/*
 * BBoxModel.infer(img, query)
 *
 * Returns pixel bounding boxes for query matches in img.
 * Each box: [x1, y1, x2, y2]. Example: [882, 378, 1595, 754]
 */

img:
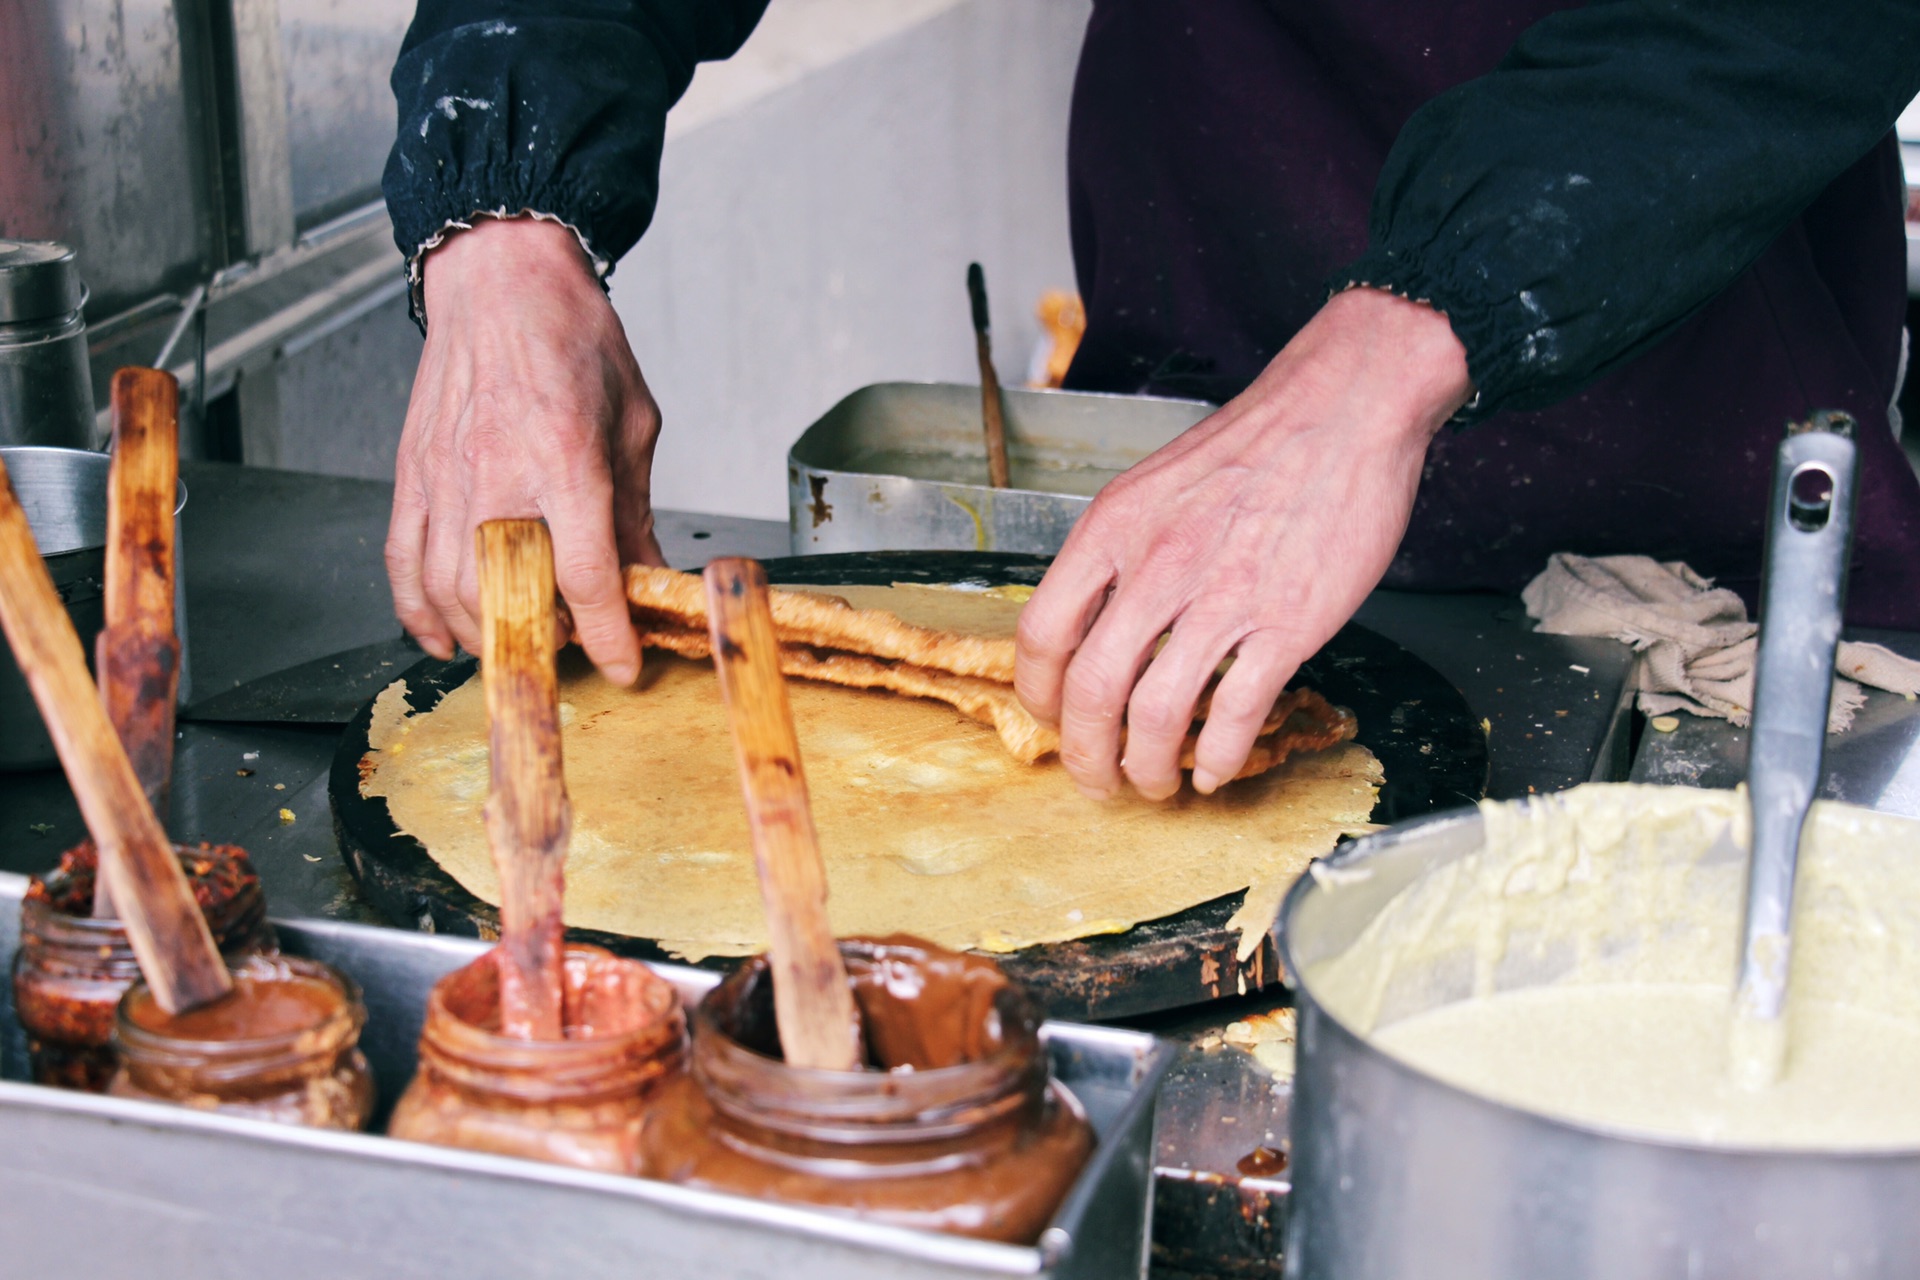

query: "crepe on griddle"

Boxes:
[622, 568, 1358, 781]
[362, 650, 1383, 961]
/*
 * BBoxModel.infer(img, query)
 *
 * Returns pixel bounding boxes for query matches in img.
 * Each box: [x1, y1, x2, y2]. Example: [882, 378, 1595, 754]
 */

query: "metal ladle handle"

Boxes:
[1731, 413, 1857, 1083]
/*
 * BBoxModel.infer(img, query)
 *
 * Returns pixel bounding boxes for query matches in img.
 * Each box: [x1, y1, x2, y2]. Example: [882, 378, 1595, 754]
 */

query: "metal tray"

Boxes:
[787, 383, 1209, 555]
[0, 872, 1172, 1280]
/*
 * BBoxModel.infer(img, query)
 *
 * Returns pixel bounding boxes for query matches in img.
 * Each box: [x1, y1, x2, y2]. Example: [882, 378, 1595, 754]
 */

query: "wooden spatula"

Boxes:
[478, 519, 570, 1040]
[0, 453, 229, 1014]
[94, 367, 183, 918]
[704, 557, 864, 1071]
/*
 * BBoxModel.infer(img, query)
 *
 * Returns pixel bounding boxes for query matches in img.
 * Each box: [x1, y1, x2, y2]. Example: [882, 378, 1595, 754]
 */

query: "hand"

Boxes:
[387, 217, 663, 684]
[1014, 288, 1472, 800]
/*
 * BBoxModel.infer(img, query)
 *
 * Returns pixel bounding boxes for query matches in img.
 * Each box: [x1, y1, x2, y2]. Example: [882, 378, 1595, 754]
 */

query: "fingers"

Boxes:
[1015, 530, 1120, 725]
[421, 466, 480, 656]
[1120, 621, 1242, 802]
[386, 468, 453, 660]
[1189, 632, 1300, 795]
[1052, 582, 1182, 800]
[542, 472, 641, 686]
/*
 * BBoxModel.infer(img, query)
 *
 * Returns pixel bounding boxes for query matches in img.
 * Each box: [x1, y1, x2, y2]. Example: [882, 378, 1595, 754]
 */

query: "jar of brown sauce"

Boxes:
[642, 936, 1094, 1243]
[388, 945, 685, 1173]
[109, 952, 373, 1130]
[13, 841, 272, 1090]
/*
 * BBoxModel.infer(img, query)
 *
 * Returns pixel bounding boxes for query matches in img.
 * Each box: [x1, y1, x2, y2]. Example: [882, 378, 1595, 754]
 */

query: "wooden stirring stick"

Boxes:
[968, 263, 1012, 489]
[478, 520, 570, 1040]
[94, 367, 183, 919]
[0, 454, 230, 1013]
[705, 558, 864, 1071]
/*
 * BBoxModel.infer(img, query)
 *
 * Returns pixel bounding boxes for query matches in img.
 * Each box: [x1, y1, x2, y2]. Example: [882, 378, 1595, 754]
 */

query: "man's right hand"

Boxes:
[387, 216, 663, 684]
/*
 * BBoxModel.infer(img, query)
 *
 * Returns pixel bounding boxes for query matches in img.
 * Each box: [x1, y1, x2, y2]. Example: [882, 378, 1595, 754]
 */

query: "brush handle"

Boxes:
[705, 557, 863, 1071]
[95, 367, 183, 916]
[478, 519, 571, 1041]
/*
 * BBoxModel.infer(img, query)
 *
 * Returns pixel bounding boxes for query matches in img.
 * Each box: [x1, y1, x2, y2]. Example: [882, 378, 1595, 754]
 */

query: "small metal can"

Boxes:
[0, 240, 94, 449]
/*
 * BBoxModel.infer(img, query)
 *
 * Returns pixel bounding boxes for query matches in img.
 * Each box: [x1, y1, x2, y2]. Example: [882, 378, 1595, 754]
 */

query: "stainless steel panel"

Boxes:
[787, 383, 1210, 555]
[231, 0, 296, 255]
[1278, 806, 1920, 1280]
[0, 872, 1170, 1279]
[0, 0, 216, 317]
[280, 0, 410, 229]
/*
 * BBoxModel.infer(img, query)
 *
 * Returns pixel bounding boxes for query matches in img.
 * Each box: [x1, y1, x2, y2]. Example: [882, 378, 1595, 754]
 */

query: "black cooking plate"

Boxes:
[330, 551, 1487, 1021]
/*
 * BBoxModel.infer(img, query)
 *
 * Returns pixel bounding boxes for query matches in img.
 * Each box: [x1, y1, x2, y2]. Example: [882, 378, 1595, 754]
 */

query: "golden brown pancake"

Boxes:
[363, 651, 1382, 961]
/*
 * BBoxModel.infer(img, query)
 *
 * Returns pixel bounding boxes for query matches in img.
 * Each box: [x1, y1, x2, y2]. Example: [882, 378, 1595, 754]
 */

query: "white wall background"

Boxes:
[612, 0, 1091, 521]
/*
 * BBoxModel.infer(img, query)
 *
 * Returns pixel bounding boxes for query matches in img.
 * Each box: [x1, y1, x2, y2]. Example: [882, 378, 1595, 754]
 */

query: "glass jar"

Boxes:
[12, 841, 272, 1091]
[109, 952, 373, 1130]
[388, 944, 686, 1173]
[642, 936, 1095, 1243]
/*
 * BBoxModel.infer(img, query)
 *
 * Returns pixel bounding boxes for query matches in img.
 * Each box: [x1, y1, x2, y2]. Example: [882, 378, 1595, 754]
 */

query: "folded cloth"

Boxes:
[1521, 553, 1920, 732]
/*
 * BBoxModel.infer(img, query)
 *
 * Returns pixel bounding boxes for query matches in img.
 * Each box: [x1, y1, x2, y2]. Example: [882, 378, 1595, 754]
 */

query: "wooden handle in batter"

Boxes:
[705, 557, 864, 1071]
[968, 263, 1011, 489]
[478, 519, 571, 1040]
[0, 453, 230, 1014]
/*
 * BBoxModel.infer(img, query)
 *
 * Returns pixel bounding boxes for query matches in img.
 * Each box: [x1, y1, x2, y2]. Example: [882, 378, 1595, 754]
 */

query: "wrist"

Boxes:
[1323, 287, 1474, 439]
[421, 216, 602, 317]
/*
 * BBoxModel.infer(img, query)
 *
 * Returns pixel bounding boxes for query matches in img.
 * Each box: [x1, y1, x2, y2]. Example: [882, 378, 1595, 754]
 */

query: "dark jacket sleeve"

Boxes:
[383, 0, 769, 307]
[1336, 0, 1920, 419]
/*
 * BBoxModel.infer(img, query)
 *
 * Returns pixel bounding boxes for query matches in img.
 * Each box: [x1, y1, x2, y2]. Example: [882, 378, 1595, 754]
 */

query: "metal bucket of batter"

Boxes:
[1276, 800, 1920, 1280]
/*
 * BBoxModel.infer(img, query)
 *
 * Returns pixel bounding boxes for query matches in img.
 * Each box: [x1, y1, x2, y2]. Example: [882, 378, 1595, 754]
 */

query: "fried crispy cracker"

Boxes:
[629, 612, 1355, 780]
[624, 565, 1019, 683]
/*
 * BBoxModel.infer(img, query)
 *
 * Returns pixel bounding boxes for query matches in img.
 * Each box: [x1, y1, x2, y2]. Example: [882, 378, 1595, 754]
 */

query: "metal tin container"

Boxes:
[0, 873, 1172, 1279]
[0, 241, 95, 449]
[0, 447, 190, 769]
[1277, 806, 1920, 1280]
[787, 383, 1210, 555]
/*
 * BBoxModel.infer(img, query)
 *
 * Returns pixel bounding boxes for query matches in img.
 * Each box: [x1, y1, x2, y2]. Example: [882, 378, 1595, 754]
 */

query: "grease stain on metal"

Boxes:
[807, 475, 833, 529]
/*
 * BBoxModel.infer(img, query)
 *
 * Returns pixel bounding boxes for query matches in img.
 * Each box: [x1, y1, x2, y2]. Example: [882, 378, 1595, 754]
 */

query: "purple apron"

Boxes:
[1061, 0, 1920, 628]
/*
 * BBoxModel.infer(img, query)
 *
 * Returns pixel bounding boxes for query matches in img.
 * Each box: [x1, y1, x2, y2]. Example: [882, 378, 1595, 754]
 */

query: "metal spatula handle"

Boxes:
[1734, 415, 1857, 1037]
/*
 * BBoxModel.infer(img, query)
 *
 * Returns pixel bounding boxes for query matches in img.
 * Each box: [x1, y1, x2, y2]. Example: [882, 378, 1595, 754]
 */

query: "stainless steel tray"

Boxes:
[0, 872, 1171, 1279]
[787, 383, 1210, 555]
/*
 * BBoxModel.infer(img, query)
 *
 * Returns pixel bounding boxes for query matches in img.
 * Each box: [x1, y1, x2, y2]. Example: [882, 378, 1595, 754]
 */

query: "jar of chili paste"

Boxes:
[641, 935, 1094, 1243]
[13, 841, 272, 1090]
[388, 945, 685, 1173]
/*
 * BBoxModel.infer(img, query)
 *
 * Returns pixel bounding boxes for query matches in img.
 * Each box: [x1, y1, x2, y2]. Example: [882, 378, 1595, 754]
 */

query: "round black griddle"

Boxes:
[330, 551, 1487, 1021]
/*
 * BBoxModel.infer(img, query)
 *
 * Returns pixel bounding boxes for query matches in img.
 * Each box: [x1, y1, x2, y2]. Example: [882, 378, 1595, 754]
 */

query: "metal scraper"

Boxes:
[180, 634, 423, 725]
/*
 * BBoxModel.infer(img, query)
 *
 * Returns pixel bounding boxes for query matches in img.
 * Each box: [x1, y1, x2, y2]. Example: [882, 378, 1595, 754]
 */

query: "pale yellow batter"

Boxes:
[1310, 785, 1920, 1149]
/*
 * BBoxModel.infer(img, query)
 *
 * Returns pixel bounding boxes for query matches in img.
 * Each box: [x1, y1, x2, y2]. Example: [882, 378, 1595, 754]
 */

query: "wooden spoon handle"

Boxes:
[0, 454, 229, 1013]
[705, 558, 863, 1071]
[478, 520, 570, 1040]
[95, 368, 182, 917]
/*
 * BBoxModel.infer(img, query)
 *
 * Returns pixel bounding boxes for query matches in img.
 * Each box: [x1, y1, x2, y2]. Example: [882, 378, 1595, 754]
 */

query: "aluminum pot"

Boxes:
[0, 447, 188, 770]
[1277, 804, 1920, 1280]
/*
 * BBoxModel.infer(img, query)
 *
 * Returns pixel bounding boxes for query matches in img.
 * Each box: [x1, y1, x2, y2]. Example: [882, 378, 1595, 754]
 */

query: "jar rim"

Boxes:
[415, 946, 686, 1099]
[693, 938, 1046, 1133]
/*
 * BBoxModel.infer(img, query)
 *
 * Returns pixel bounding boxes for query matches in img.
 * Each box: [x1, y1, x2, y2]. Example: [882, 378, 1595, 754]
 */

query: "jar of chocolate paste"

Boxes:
[109, 952, 373, 1130]
[642, 936, 1095, 1243]
[13, 841, 273, 1091]
[388, 945, 686, 1173]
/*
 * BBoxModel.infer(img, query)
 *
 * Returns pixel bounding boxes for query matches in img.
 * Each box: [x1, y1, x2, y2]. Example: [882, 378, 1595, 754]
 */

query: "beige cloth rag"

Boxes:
[1521, 553, 1920, 732]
